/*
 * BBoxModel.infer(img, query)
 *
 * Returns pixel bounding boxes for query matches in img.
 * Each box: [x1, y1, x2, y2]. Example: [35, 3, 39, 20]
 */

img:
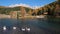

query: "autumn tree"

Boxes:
[28, 9, 32, 16]
[20, 7, 26, 17]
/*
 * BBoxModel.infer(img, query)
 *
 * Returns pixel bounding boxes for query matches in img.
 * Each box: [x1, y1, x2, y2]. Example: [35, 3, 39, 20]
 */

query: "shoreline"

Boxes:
[0, 14, 47, 19]
[0, 14, 11, 19]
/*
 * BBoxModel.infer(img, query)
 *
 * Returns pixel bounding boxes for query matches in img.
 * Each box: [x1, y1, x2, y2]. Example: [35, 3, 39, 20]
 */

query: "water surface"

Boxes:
[0, 18, 60, 34]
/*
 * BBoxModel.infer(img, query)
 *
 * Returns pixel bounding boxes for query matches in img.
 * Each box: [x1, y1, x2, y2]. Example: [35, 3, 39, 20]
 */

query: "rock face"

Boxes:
[9, 11, 17, 19]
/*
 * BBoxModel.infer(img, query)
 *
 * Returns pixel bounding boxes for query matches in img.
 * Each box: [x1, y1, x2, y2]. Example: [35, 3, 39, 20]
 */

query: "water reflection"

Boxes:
[0, 18, 60, 34]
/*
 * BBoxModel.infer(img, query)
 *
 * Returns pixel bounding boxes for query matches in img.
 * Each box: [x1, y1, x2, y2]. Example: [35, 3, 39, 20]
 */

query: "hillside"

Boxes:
[35, 0, 60, 16]
[0, 0, 60, 16]
[0, 6, 32, 15]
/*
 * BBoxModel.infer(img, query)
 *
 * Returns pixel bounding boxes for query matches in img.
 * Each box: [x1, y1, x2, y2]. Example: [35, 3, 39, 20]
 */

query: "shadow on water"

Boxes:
[37, 16, 60, 28]
[37, 16, 60, 34]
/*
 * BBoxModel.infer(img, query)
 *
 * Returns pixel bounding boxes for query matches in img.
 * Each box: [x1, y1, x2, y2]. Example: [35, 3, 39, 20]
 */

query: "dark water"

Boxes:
[0, 18, 60, 34]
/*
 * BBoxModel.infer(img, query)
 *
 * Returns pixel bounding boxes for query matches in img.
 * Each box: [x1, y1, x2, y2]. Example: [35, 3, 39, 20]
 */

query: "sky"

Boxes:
[0, 0, 56, 8]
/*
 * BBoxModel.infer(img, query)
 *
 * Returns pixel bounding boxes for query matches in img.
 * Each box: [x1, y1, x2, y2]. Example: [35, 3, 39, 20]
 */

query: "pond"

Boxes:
[0, 17, 60, 34]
